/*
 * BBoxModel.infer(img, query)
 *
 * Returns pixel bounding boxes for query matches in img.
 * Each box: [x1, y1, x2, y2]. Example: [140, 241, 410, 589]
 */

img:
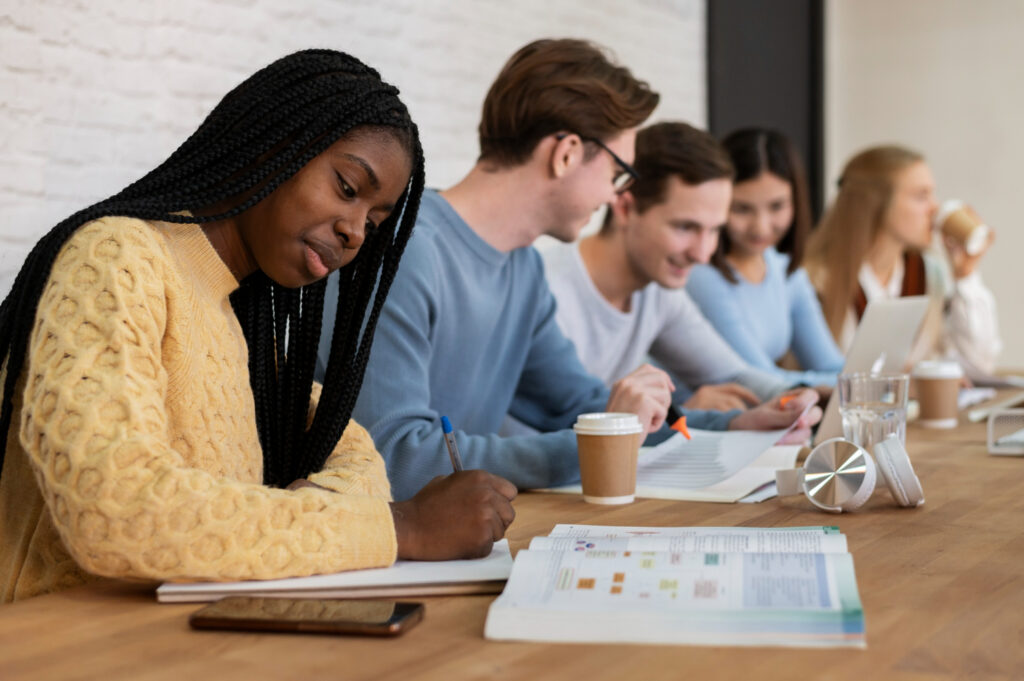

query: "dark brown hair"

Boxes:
[478, 38, 659, 166]
[600, 121, 734, 234]
[711, 128, 812, 283]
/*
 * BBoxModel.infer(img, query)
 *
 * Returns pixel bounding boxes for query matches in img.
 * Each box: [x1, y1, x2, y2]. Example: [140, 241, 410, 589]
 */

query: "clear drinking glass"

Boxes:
[837, 372, 910, 450]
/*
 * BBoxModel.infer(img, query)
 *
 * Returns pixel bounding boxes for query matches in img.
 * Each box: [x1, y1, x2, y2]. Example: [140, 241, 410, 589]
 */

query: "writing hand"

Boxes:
[390, 470, 517, 560]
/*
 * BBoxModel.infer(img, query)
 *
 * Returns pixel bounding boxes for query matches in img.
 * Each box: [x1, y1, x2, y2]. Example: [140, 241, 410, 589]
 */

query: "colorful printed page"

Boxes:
[533, 525, 848, 553]
[485, 526, 865, 648]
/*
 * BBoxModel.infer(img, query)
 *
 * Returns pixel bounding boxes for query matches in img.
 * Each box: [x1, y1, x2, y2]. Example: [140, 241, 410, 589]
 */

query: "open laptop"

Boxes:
[813, 296, 931, 444]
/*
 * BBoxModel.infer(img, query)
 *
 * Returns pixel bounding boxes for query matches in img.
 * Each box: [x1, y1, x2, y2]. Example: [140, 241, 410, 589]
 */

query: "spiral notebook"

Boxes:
[156, 540, 513, 603]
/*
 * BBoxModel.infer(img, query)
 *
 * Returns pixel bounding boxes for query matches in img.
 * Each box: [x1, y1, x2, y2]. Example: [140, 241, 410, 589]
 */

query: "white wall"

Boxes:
[825, 0, 1022, 368]
[0, 0, 706, 298]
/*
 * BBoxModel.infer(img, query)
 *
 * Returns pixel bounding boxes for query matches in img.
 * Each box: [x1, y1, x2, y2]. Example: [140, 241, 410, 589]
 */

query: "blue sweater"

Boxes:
[685, 249, 844, 387]
[321, 190, 736, 500]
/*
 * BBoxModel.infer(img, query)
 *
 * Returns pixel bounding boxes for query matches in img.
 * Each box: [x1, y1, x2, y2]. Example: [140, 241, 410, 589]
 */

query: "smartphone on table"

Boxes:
[189, 597, 424, 637]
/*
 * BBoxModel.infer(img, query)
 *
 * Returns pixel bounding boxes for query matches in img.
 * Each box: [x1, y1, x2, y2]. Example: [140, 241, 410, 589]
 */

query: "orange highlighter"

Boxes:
[666, 405, 691, 440]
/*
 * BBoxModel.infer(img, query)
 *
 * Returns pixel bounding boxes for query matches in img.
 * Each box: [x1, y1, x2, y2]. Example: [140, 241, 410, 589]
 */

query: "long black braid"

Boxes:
[0, 49, 425, 488]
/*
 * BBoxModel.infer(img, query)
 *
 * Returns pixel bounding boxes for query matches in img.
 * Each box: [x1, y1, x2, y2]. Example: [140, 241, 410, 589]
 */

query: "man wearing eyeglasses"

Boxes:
[327, 39, 820, 501]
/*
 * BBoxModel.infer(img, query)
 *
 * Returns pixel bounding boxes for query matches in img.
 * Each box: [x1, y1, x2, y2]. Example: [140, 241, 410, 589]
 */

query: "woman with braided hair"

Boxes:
[0, 49, 516, 602]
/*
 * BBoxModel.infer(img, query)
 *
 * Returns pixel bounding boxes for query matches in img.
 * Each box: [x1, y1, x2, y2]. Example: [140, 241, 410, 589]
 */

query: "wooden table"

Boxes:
[2, 414, 1023, 680]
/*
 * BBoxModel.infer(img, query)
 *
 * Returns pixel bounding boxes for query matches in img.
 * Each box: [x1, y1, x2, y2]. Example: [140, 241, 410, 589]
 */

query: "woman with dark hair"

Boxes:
[686, 128, 843, 387]
[0, 49, 515, 602]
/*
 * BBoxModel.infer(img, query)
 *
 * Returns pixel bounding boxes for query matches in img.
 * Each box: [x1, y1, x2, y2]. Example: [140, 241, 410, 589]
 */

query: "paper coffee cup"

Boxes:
[573, 413, 643, 504]
[912, 360, 963, 429]
[936, 199, 990, 256]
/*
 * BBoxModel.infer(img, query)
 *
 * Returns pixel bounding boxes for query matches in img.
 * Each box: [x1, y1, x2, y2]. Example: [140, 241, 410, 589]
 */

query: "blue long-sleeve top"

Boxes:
[685, 248, 844, 387]
[318, 190, 737, 500]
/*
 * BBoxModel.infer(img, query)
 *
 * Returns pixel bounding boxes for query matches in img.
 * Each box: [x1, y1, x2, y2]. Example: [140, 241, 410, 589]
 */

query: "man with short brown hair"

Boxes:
[545, 122, 802, 412]
[333, 40, 817, 500]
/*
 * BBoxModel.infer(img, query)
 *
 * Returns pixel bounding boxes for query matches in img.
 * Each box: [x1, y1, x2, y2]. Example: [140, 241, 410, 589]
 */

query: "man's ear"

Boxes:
[549, 133, 582, 180]
[610, 190, 636, 225]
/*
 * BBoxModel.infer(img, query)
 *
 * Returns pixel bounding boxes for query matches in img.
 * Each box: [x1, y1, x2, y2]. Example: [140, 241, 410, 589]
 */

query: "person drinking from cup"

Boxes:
[803, 145, 1002, 379]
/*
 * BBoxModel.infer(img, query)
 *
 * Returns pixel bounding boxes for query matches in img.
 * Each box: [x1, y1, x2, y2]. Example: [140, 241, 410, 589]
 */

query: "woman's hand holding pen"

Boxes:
[683, 383, 759, 411]
[606, 364, 674, 434]
[727, 388, 822, 444]
[390, 471, 517, 560]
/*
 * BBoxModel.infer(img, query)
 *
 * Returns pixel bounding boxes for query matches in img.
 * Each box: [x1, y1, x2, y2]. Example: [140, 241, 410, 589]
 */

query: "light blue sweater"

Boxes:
[321, 190, 737, 500]
[685, 249, 844, 387]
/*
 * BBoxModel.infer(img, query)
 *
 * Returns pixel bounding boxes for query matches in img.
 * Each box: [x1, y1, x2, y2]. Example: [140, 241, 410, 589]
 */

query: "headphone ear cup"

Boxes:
[873, 436, 925, 507]
[841, 448, 877, 511]
[801, 438, 877, 512]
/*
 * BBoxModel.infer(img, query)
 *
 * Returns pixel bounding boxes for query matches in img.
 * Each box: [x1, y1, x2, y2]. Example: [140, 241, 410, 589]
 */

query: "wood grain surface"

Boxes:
[1, 409, 1022, 681]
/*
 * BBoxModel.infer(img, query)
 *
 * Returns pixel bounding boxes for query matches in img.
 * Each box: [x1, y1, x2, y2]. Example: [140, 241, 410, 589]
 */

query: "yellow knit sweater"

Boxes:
[0, 217, 397, 602]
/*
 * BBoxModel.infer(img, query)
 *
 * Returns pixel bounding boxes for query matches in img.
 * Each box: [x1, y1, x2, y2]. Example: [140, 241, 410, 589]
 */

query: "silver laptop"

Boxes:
[814, 296, 931, 444]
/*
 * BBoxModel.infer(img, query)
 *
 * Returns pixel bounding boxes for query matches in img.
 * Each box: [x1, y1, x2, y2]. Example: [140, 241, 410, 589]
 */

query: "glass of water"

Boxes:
[838, 372, 910, 450]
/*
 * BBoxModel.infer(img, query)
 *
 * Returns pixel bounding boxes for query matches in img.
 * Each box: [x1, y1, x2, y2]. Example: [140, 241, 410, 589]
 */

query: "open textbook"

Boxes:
[542, 427, 800, 502]
[156, 540, 513, 603]
[485, 525, 865, 648]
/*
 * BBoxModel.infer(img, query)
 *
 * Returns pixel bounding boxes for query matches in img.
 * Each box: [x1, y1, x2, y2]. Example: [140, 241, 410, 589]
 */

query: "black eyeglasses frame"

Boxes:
[554, 132, 639, 194]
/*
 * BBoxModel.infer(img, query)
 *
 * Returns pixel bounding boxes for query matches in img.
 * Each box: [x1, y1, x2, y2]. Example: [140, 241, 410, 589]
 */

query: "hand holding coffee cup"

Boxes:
[912, 360, 963, 429]
[935, 200, 994, 278]
[573, 413, 643, 504]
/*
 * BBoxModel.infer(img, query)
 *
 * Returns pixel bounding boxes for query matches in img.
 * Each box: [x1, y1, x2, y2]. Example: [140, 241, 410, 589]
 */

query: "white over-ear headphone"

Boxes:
[776, 435, 925, 513]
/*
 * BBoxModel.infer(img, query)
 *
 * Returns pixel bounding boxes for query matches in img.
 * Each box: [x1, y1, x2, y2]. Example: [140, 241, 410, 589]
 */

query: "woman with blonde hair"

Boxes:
[803, 145, 1001, 377]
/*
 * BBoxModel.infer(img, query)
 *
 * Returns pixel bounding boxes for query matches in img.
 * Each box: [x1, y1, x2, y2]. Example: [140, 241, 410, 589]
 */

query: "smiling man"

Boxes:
[323, 41, 819, 501]
[543, 121, 804, 414]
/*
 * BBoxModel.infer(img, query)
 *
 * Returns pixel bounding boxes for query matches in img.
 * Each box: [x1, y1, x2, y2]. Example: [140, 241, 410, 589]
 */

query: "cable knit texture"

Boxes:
[0, 216, 396, 603]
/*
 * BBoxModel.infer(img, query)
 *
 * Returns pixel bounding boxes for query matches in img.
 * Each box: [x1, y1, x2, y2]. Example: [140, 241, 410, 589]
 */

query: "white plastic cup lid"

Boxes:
[573, 412, 643, 435]
[935, 198, 989, 255]
[912, 359, 964, 380]
[964, 223, 990, 256]
[934, 198, 965, 228]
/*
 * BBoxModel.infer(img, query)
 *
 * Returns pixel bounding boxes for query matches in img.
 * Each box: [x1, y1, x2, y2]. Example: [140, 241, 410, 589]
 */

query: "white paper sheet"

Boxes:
[540, 443, 800, 503]
[533, 526, 848, 553]
[156, 540, 513, 603]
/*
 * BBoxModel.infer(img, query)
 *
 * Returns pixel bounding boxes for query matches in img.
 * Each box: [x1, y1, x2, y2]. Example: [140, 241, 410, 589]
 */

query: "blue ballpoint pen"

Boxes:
[440, 416, 464, 472]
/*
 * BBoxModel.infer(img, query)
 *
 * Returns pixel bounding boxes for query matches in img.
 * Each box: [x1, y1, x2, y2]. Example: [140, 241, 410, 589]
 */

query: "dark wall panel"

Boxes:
[708, 0, 824, 216]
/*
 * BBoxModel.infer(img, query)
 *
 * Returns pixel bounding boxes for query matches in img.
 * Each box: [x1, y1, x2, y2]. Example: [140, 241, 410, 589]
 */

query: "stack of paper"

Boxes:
[484, 525, 865, 648]
[542, 427, 801, 502]
[157, 540, 513, 603]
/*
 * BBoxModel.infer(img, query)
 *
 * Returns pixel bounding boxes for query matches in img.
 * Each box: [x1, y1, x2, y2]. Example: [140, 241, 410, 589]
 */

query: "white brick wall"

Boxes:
[0, 0, 706, 297]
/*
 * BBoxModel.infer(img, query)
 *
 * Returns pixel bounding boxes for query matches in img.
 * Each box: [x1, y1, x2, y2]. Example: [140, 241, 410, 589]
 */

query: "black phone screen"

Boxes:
[189, 597, 424, 636]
